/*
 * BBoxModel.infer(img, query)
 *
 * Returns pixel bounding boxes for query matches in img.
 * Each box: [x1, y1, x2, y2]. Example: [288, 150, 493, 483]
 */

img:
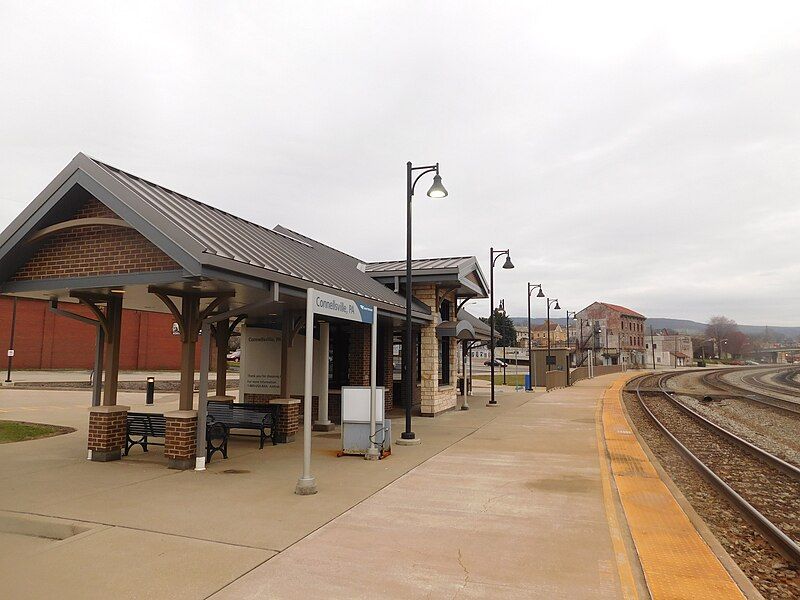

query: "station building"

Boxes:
[0, 153, 490, 475]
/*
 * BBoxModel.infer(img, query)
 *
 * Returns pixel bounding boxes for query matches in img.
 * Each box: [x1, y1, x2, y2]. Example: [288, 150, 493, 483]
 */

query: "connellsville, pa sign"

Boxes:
[295, 289, 378, 495]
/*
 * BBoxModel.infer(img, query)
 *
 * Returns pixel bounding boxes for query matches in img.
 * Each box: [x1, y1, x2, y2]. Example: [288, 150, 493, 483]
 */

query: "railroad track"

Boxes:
[746, 365, 800, 396]
[701, 367, 800, 416]
[631, 372, 800, 564]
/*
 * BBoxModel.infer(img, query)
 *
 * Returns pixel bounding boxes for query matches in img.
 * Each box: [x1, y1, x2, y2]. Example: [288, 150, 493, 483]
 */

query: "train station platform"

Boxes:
[0, 373, 750, 598]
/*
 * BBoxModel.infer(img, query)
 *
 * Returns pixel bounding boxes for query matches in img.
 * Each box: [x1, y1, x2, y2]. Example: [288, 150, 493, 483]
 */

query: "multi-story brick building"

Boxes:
[575, 302, 646, 366]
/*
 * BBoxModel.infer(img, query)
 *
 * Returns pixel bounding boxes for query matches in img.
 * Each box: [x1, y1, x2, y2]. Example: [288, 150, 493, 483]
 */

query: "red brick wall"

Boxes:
[11, 198, 179, 281]
[0, 296, 206, 370]
[347, 324, 370, 386]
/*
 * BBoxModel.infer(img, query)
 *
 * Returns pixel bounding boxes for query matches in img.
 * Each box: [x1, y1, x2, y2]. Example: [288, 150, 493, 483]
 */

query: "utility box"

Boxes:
[340, 386, 390, 456]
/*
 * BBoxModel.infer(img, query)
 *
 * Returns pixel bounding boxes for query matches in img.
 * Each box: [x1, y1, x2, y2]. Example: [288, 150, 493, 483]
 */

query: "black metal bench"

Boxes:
[207, 401, 278, 449]
[125, 412, 229, 463]
[125, 413, 167, 455]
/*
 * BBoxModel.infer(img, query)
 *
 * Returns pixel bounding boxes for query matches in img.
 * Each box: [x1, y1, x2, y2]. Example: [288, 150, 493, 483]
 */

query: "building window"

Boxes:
[440, 299, 451, 322]
[439, 339, 450, 385]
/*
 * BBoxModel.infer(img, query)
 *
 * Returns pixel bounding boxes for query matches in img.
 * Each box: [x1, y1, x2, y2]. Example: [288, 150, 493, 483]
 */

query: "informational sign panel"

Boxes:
[312, 290, 374, 324]
[240, 326, 282, 395]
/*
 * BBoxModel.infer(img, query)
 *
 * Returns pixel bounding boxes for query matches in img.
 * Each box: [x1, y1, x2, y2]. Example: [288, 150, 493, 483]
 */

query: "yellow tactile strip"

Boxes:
[602, 374, 745, 600]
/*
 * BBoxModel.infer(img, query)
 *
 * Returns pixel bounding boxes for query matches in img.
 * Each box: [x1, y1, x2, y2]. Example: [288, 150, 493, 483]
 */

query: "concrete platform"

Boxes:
[0, 373, 747, 598]
[211, 375, 635, 599]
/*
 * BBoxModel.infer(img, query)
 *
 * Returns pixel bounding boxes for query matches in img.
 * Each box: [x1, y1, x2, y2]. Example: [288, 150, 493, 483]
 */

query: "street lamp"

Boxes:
[546, 298, 560, 371]
[401, 161, 448, 444]
[526, 283, 544, 390]
[488, 247, 514, 406]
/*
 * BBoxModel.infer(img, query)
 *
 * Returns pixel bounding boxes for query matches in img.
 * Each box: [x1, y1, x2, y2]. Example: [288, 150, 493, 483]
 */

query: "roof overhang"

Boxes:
[369, 257, 489, 300]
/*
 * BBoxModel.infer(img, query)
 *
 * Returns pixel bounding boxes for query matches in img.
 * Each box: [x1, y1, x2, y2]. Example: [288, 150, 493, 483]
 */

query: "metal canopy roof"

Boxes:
[0, 153, 433, 319]
[365, 256, 489, 299]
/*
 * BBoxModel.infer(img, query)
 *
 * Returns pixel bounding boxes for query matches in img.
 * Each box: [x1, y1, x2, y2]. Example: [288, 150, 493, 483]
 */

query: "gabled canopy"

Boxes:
[0, 153, 431, 320]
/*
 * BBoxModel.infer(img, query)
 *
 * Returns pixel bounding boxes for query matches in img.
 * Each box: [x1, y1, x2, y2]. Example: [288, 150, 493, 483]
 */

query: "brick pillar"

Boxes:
[271, 398, 300, 443]
[348, 324, 370, 386]
[383, 326, 394, 411]
[164, 410, 197, 470]
[88, 405, 128, 462]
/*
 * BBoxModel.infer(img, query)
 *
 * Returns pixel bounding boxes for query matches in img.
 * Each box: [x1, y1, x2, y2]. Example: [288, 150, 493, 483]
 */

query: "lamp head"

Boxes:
[554, 300, 560, 310]
[537, 288, 545, 298]
[426, 173, 448, 198]
[502, 255, 514, 269]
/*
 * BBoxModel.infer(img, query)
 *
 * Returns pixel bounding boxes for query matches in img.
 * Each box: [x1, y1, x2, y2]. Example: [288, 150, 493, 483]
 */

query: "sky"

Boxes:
[1, 1, 798, 325]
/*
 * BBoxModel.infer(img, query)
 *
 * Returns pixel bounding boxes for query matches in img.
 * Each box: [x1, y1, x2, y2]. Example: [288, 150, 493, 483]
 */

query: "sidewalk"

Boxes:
[0, 375, 633, 599]
[212, 375, 629, 599]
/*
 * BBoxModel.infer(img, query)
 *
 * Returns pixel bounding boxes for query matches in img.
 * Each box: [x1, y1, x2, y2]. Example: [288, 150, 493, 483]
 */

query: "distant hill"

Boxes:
[510, 316, 800, 338]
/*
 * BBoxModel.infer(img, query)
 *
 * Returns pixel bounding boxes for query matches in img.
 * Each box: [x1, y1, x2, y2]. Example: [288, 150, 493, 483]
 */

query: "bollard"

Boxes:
[146, 376, 155, 405]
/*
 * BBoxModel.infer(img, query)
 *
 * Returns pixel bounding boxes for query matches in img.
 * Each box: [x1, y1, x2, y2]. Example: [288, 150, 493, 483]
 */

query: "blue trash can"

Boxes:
[524, 374, 531, 390]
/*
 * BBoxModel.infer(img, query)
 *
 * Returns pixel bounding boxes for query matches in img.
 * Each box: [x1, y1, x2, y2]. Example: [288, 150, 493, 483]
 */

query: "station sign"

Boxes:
[312, 290, 374, 324]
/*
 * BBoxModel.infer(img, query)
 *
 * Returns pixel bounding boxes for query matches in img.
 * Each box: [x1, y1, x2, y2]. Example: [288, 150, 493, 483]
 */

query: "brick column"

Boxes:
[271, 398, 300, 443]
[383, 326, 394, 411]
[164, 410, 197, 470]
[347, 324, 370, 386]
[88, 405, 128, 462]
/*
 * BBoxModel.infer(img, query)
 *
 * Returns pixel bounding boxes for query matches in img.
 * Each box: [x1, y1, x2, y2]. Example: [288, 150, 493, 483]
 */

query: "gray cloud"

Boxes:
[1, 1, 798, 325]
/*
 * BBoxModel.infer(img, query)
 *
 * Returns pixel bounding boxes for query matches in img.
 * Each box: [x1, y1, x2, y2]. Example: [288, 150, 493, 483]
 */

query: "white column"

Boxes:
[295, 290, 318, 495]
[313, 321, 333, 431]
[194, 324, 211, 471]
[366, 309, 380, 460]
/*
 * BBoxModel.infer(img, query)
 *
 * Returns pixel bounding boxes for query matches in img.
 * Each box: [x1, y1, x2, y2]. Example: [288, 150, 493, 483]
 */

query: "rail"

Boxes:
[632, 373, 800, 564]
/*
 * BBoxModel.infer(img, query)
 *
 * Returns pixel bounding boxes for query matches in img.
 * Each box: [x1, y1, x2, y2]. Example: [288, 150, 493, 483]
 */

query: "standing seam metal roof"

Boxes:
[365, 257, 474, 272]
[88, 157, 417, 310]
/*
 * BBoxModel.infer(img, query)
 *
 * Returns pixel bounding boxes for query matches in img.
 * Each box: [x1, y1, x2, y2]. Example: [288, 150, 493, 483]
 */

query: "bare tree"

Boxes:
[705, 316, 739, 358]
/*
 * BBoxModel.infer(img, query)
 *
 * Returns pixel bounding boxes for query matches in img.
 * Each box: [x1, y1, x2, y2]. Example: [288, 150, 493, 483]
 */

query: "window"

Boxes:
[440, 299, 451, 322]
[439, 339, 450, 385]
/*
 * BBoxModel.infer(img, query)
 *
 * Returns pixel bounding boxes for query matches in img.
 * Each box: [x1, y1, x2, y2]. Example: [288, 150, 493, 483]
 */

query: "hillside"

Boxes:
[510, 317, 800, 338]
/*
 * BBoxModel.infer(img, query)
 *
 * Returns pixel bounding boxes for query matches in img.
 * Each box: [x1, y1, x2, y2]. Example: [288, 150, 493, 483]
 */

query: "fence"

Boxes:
[545, 370, 568, 391]
[569, 366, 590, 384]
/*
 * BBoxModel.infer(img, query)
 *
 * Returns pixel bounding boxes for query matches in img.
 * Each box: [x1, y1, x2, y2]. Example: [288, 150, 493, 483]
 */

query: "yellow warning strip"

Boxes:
[595, 395, 640, 600]
[602, 374, 744, 599]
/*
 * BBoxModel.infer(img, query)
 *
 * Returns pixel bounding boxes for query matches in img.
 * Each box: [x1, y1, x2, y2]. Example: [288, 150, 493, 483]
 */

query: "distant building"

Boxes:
[575, 302, 646, 366]
[644, 330, 694, 368]
[515, 323, 566, 348]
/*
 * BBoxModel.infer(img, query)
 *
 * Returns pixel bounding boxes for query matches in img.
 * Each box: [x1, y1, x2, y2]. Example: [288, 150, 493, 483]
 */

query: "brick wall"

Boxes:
[12, 198, 179, 281]
[382, 327, 394, 411]
[0, 296, 207, 370]
[415, 284, 458, 416]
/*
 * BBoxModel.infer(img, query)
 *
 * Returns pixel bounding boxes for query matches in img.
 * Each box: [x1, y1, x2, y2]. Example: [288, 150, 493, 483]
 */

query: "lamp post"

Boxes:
[487, 248, 514, 406]
[545, 298, 560, 372]
[401, 161, 447, 444]
[526, 283, 544, 390]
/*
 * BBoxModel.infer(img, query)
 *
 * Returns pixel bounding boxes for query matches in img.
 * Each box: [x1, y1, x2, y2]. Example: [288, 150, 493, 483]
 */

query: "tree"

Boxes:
[705, 316, 739, 358]
[480, 309, 517, 348]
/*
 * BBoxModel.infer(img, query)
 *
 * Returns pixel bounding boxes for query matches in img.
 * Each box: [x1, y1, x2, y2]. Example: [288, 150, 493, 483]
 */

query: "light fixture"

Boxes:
[502, 255, 514, 269]
[537, 288, 545, 298]
[554, 301, 560, 310]
[426, 174, 448, 198]
[110, 289, 125, 294]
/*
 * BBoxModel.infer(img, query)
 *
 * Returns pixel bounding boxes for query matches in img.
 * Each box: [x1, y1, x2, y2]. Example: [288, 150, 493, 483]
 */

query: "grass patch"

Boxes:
[0, 421, 73, 444]
[473, 374, 528, 387]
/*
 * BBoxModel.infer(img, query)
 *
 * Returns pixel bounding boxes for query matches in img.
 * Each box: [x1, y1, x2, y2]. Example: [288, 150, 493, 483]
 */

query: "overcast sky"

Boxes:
[1, 2, 798, 325]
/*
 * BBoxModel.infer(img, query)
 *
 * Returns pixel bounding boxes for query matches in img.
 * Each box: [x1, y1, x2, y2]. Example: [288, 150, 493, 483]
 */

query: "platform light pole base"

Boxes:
[486, 401, 499, 407]
[395, 436, 422, 446]
[312, 421, 336, 432]
[460, 405, 470, 411]
[295, 476, 318, 495]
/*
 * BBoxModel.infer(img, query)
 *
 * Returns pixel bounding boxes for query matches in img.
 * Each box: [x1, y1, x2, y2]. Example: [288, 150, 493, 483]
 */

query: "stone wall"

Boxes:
[415, 284, 458, 416]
